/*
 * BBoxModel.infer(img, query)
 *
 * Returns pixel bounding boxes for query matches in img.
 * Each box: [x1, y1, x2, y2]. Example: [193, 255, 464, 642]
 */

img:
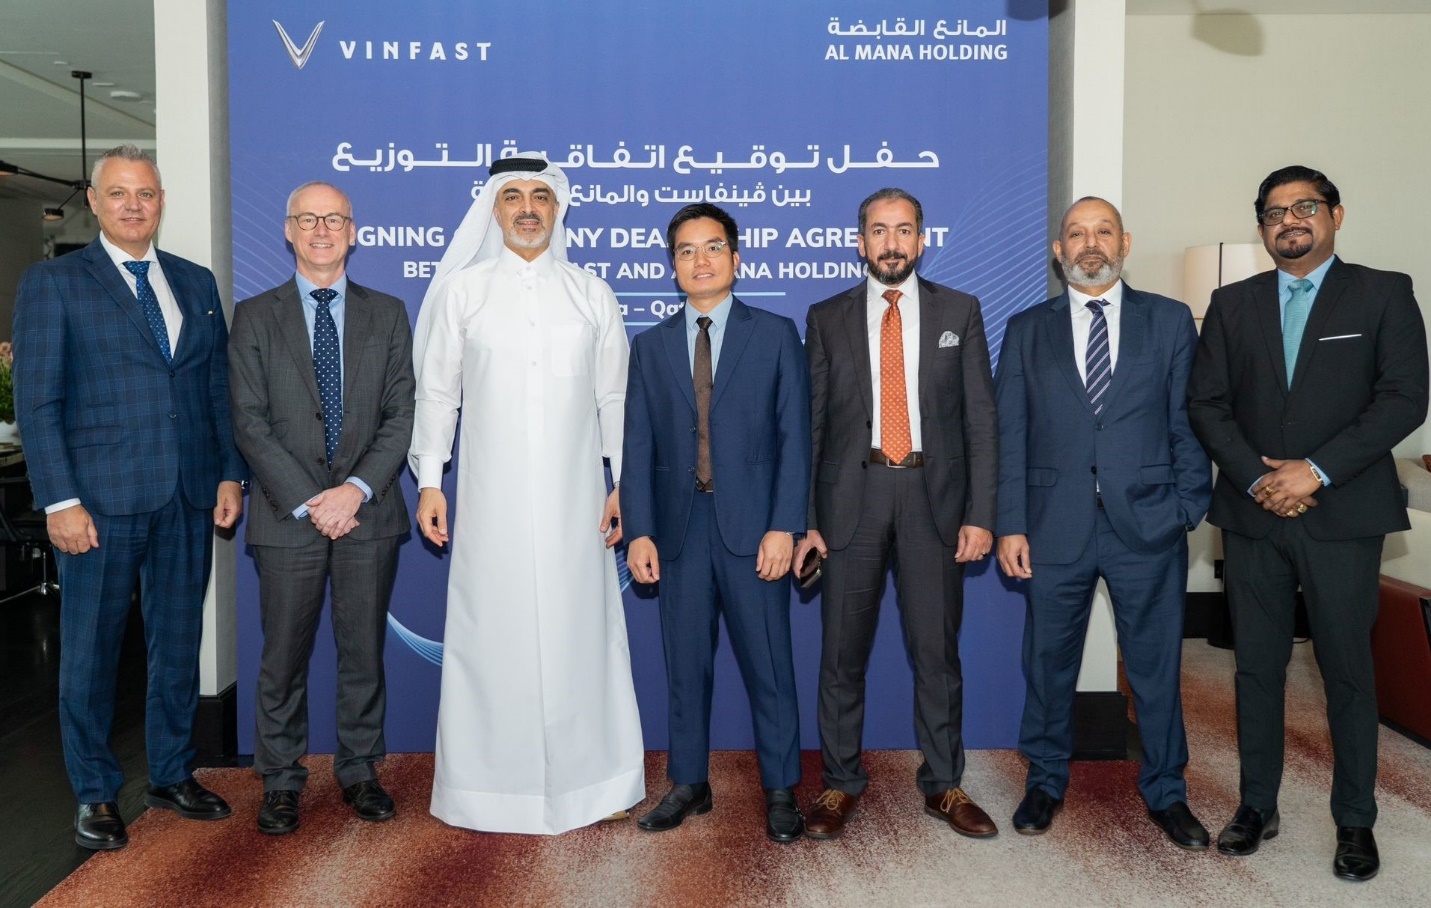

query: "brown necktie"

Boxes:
[695, 316, 714, 490]
[880, 289, 912, 464]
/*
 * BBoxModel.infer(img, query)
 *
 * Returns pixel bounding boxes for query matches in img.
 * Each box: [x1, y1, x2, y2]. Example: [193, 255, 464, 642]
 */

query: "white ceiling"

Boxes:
[0, 0, 155, 205]
[1128, 1, 1430, 13]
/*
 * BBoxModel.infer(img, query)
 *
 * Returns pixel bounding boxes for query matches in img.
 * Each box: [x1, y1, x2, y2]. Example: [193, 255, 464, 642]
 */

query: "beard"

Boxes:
[504, 215, 551, 250]
[1274, 227, 1314, 260]
[869, 252, 917, 286]
[1062, 251, 1123, 290]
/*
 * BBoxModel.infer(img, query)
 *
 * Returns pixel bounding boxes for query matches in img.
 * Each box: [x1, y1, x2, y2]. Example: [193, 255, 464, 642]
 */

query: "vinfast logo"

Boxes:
[274, 20, 324, 70]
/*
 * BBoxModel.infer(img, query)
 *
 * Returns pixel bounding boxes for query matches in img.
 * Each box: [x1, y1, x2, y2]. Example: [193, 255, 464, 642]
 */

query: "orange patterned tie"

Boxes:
[880, 288, 911, 464]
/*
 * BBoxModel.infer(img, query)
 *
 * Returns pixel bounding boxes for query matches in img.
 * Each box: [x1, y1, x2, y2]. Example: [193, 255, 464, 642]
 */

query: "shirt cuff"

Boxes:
[1307, 459, 1332, 486]
[346, 477, 373, 501]
[44, 497, 81, 515]
[293, 504, 309, 519]
[417, 455, 443, 490]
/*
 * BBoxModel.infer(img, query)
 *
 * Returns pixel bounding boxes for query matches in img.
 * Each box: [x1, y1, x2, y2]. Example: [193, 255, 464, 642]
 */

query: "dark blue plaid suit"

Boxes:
[13, 237, 247, 803]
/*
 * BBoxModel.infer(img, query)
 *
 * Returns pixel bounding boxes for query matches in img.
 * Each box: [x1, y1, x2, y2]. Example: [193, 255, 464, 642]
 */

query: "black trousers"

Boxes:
[818, 466, 965, 796]
[1223, 524, 1383, 827]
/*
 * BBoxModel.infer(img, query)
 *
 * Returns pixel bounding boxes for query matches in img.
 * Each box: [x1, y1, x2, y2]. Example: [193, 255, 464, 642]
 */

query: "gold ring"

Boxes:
[1297, 503, 1307, 514]
[1286, 509, 1296, 517]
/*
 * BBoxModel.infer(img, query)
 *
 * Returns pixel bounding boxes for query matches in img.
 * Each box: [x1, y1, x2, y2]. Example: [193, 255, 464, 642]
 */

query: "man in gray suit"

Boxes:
[229, 181, 415, 835]
[794, 187, 1000, 840]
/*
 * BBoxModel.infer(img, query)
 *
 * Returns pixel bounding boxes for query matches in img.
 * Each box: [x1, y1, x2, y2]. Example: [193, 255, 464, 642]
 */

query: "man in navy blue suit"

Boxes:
[13, 145, 247, 851]
[622, 203, 810, 843]
[994, 197, 1211, 847]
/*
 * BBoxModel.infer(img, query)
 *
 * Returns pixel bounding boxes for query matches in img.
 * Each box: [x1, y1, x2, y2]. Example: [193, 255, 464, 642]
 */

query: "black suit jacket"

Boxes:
[806, 277, 998, 548]
[1188, 258, 1428, 540]
[228, 278, 415, 547]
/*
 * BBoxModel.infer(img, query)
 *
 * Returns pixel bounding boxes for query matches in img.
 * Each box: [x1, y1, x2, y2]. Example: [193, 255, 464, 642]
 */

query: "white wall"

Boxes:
[1124, 12, 1431, 462]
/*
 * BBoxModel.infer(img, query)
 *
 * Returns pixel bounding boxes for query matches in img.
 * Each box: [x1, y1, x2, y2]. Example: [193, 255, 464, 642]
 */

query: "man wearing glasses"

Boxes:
[229, 181, 415, 834]
[623, 203, 811, 842]
[1189, 165, 1428, 881]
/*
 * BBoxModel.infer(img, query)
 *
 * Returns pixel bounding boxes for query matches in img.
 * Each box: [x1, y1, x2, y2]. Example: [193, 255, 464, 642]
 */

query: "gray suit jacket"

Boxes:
[229, 277, 415, 547]
[806, 276, 998, 549]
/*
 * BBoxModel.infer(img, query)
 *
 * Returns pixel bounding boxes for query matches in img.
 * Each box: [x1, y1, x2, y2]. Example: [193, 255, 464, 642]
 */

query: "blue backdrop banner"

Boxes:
[228, 1, 1048, 756]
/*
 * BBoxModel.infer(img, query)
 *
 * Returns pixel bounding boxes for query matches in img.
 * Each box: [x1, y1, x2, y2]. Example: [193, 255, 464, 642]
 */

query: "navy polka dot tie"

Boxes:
[311, 288, 342, 466]
[123, 260, 172, 363]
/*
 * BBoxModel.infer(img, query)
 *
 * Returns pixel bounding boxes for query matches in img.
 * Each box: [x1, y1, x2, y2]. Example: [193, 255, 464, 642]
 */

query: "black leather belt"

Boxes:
[869, 448, 924, 468]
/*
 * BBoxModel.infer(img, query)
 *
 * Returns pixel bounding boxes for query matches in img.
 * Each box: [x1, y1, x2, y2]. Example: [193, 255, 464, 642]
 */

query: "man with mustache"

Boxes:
[795, 187, 1000, 840]
[1189, 165, 1428, 881]
[410, 154, 644, 834]
[994, 197, 1211, 847]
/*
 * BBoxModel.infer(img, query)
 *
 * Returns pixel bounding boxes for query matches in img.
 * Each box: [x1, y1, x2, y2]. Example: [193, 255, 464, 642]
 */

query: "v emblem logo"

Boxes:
[273, 20, 324, 70]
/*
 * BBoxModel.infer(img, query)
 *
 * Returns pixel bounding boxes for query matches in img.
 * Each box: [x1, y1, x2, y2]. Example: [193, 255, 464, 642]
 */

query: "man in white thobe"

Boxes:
[410, 154, 644, 834]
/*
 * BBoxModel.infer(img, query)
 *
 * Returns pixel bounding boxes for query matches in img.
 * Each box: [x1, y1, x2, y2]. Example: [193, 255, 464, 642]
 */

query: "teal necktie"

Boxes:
[1283, 278, 1313, 387]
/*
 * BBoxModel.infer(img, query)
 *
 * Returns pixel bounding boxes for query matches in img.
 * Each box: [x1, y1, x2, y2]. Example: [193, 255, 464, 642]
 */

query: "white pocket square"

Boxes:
[1318, 333, 1362, 341]
[938, 331, 959, 348]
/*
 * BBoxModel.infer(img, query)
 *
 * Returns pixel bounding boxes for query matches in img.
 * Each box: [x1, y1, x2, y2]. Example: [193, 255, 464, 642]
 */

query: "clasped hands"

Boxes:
[306, 482, 365, 539]
[1251, 456, 1321, 519]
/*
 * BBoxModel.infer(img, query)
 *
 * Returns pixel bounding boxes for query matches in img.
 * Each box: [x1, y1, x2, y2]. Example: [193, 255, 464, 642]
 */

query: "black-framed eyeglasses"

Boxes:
[674, 240, 730, 261]
[1258, 198, 1328, 227]
[288, 213, 352, 231]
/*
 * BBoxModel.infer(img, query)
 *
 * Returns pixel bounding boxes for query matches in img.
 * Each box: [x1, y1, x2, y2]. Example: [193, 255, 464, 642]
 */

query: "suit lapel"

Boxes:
[1102, 286, 1147, 414]
[343, 283, 375, 405]
[838, 287, 874, 417]
[917, 282, 939, 414]
[1250, 271, 1288, 395]
[82, 240, 166, 360]
[158, 251, 202, 363]
[711, 298, 754, 409]
[659, 309, 697, 413]
[1042, 293, 1091, 412]
[276, 280, 323, 408]
[1292, 259, 1350, 393]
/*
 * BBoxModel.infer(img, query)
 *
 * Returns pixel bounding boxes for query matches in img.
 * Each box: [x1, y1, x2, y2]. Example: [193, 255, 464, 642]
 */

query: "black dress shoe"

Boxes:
[1333, 826, 1379, 882]
[1217, 804, 1279, 856]
[765, 788, 804, 843]
[1148, 800, 1209, 850]
[145, 778, 232, 820]
[75, 802, 127, 851]
[342, 780, 396, 821]
[1013, 789, 1063, 835]
[637, 782, 712, 831]
[257, 790, 300, 835]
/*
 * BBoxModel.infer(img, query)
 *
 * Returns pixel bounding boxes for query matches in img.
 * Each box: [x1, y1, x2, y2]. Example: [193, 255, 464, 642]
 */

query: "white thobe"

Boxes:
[411, 246, 644, 834]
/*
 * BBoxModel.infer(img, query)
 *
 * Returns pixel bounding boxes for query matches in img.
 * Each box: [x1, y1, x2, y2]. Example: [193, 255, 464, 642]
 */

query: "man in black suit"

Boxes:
[229, 181, 415, 835]
[1189, 165, 1428, 882]
[795, 187, 999, 840]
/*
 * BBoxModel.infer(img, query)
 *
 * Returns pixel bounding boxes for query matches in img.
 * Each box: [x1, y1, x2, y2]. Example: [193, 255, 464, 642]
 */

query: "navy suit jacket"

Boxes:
[13, 237, 247, 515]
[1189, 259, 1427, 541]
[995, 285, 1211, 564]
[622, 297, 810, 559]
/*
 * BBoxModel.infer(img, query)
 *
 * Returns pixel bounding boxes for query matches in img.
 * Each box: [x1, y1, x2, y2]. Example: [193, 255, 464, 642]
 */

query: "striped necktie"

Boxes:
[1085, 299, 1111, 415]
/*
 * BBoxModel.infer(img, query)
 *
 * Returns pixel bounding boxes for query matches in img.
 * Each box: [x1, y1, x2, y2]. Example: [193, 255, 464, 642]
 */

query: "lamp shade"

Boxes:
[1183, 243, 1273, 319]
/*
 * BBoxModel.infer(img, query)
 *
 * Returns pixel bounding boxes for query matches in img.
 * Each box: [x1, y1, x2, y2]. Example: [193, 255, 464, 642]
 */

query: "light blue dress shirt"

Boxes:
[684, 293, 734, 376]
[1276, 255, 1336, 486]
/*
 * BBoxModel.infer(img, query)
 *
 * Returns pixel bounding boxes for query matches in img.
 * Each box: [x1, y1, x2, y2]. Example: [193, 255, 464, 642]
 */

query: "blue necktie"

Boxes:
[1283, 278, 1313, 387]
[123, 260, 172, 363]
[311, 288, 342, 466]
[1084, 299, 1111, 415]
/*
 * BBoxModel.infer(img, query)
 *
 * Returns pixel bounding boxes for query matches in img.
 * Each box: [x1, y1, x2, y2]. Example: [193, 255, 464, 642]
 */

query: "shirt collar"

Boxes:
[497, 243, 557, 276]
[867, 271, 920, 304]
[686, 294, 734, 332]
[99, 231, 156, 267]
[1068, 279, 1124, 311]
[1278, 254, 1337, 296]
[295, 272, 348, 305]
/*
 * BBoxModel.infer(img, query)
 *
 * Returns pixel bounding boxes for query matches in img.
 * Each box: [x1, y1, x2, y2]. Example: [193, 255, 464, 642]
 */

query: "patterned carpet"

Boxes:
[37, 642, 1431, 907]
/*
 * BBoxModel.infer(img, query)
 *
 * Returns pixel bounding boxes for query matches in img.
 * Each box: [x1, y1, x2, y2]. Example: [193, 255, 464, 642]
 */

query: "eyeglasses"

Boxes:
[1258, 198, 1328, 227]
[674, 240, 730, 261]
[288, 213, 352, 231]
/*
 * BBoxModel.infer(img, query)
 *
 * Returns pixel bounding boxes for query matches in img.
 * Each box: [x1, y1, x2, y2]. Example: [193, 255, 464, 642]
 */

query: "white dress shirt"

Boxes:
[1068, 280, 1124, 383]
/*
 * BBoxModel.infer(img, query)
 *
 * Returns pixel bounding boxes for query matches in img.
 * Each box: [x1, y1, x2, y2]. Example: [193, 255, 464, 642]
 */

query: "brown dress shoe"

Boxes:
[806, 789, 859, 839]
[924, 788, 998, 838]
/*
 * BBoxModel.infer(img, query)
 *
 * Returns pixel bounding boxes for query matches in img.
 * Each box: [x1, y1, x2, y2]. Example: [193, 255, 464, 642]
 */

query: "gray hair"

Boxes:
[90, 144, 160, 187]
[286, 180, 351, 215]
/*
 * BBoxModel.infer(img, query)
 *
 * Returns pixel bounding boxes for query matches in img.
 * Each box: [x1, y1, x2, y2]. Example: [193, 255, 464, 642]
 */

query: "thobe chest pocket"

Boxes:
[548, 324, 592, 377]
